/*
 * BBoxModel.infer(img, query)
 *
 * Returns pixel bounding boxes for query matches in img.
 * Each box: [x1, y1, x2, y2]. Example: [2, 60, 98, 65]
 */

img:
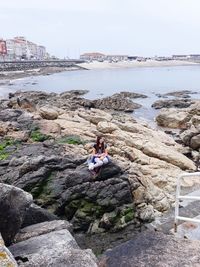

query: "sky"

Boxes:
[1, 0, 200, 58]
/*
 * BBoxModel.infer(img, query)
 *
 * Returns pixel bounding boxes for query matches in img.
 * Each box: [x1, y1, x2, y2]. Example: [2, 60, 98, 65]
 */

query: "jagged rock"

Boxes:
[17, 97, 36, 112]
[136, 203, 155, 222]
[0, 142, 134, 233]
[0, 233, 18, 267]
[9, 227, 97, 267]
[0, 183, 33, 245]
[22, 203, 59, 228]
[179, 113, 200, 150]
[0, 109, 23, 122]
[99, 231, 200, 267]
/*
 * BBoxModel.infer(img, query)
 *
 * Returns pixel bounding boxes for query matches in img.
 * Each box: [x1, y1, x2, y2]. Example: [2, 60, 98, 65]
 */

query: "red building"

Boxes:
[0, 40, 7, 55]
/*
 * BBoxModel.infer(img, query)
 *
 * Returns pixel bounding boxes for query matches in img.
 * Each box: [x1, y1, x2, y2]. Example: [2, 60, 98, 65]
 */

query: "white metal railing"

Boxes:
[174, 172, 200, 232]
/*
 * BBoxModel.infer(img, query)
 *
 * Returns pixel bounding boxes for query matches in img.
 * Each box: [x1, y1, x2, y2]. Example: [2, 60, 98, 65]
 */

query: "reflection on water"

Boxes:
[0, 65, 200, 121]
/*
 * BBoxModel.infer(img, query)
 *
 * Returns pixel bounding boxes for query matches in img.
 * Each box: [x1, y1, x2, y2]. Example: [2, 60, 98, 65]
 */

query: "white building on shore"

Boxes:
[0, 36, 48, 61]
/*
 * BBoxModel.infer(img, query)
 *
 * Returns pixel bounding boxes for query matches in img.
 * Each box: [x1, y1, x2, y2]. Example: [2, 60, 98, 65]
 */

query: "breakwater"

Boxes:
[0, 59, 85, 71]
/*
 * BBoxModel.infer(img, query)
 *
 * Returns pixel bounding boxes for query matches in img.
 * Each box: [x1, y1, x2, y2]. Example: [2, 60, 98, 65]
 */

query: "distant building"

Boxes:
[0, 40, 7, 55]
[1, 36, 48, 61]
[37, 45, 46, 60]
[127, 56, 138, 61]
[154, 56, 172, 61]
[106, 55, 128, 61]
[189, 54, 200, 60]
[172, 55, 189, 60]
[0, 39, 7, 61]
[136, 57, 147, 62]
[80, 52, 105, 61]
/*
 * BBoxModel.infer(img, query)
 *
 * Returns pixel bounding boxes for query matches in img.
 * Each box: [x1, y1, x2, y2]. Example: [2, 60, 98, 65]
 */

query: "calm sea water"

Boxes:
[1, 65, 200, 121]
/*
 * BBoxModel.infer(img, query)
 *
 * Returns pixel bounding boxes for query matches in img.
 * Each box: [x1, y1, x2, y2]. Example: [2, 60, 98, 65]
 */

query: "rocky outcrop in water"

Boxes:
[5, 90, 145, 113]
[156, 90, 198, 98]
[152, 98, 194, 109]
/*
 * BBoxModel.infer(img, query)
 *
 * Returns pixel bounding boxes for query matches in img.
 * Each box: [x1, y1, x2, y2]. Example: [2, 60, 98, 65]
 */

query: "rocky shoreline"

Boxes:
[0, 89, 199, 266]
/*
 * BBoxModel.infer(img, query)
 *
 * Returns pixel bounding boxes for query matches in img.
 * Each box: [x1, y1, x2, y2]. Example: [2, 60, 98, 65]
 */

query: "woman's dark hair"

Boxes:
[96, 136, 105, 152]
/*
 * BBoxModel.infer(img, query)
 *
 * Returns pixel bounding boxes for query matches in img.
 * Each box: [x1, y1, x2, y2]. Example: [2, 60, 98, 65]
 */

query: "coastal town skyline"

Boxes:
[1, 0, 200, 58]
[1, 36, 200, 62]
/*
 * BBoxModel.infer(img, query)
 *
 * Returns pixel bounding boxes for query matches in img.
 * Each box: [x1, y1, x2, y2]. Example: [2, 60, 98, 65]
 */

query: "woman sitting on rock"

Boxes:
[88, 136, 109, 171]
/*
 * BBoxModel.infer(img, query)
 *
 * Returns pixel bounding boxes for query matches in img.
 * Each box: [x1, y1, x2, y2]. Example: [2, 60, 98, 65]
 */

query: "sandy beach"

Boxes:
[78, 59, 198, 70]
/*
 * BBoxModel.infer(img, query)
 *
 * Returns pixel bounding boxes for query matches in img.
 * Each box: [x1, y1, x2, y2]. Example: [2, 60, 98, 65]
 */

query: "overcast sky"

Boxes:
[1, 0, 200, 58]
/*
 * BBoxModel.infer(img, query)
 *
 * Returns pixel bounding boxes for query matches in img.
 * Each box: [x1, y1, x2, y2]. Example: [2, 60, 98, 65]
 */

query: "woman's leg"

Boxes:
[93, 157, 103, 168]
[103, 157, 109, 165]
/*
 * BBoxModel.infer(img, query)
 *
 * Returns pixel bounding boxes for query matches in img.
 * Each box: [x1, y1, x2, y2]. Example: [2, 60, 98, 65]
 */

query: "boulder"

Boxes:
[39, 106, 59, 120]
[0, 183, 33, 245]
[97, 121, 119, 134]
[190, 134, 200, 150]
[156, 109, 190, 128]
[9, 225, 97, 267]
[16, 220, 72, 243]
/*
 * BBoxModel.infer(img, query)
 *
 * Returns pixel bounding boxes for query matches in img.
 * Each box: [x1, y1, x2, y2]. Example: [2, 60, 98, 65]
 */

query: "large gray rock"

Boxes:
[16, 220, 72, 242]
[0, 143, 134, 233]
[9, 228, 98, 267]
[0, 183, 33, 245]
[100, 231, 200, 267]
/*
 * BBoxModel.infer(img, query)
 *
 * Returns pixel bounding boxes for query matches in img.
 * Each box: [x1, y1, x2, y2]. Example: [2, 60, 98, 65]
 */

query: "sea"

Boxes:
[1, 65, 200, 122]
